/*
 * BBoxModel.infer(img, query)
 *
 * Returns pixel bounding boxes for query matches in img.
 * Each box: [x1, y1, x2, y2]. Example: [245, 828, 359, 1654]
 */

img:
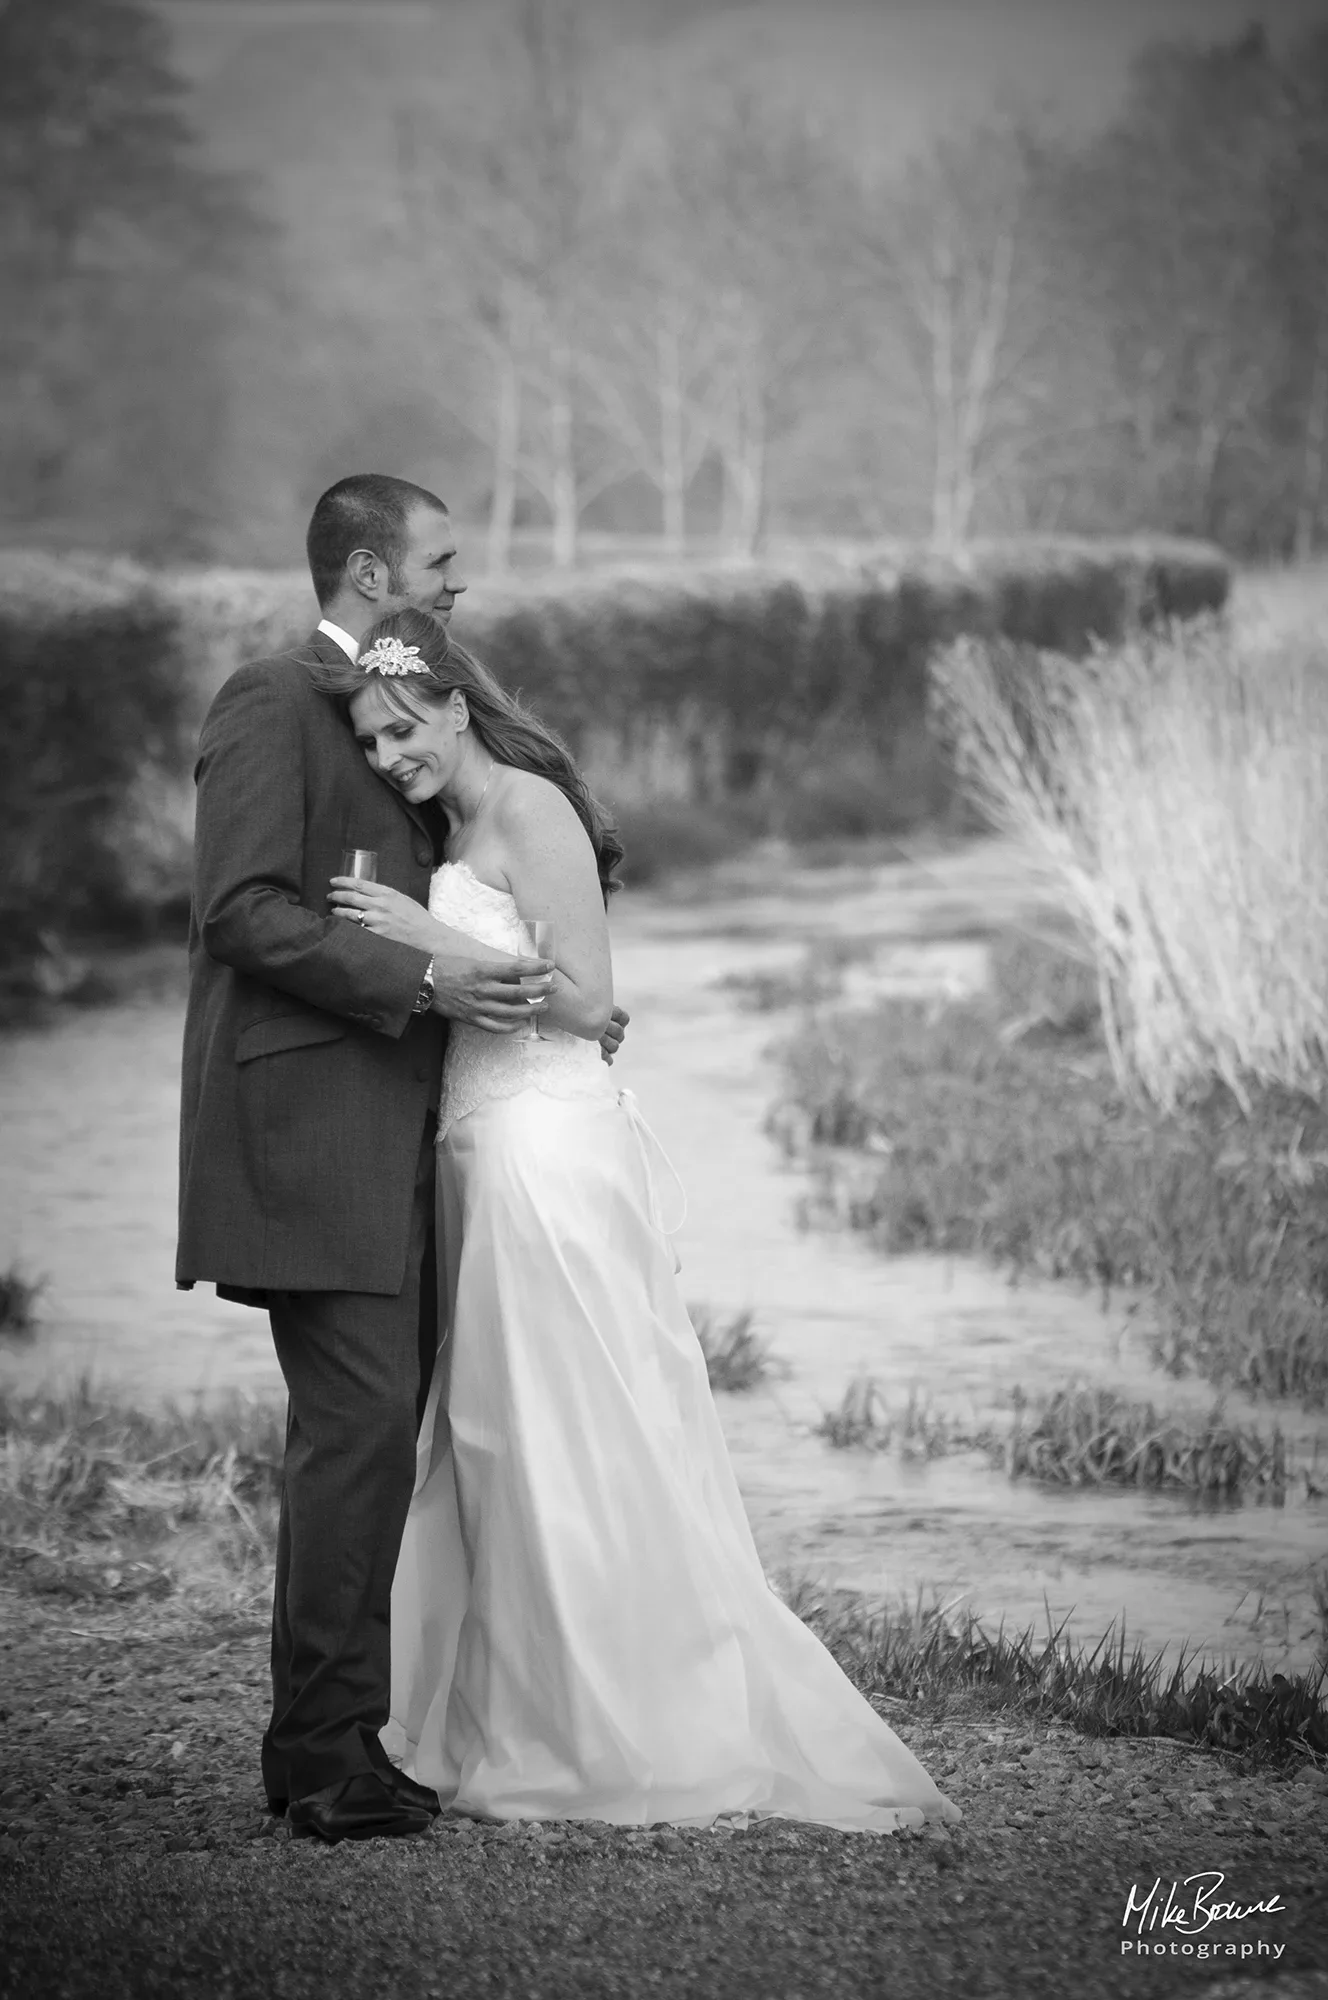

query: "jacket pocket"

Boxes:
[235, 1014, 346, 1064]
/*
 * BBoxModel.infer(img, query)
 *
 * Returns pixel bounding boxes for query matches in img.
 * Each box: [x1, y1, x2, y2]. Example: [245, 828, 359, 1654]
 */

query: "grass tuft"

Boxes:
[0, 1380, 284, 1598]
[1001, 1385, 1290, 1495]
[690, 1306, 779, 1392]
[811, 1375, 1302, 1498]
[0, 1264, 46, 1338]
[783, 1575, 1328, 1764]
[715, 940, 880, 1016]
[815, 1380, 954, 1457]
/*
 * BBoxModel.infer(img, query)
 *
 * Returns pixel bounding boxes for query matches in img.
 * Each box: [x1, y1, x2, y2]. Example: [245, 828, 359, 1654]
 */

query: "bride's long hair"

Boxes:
[311, 608, 623, 902]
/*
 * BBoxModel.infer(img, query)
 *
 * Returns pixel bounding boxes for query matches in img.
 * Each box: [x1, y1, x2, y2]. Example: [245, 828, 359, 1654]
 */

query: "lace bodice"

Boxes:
[429, 861, 615, 1134]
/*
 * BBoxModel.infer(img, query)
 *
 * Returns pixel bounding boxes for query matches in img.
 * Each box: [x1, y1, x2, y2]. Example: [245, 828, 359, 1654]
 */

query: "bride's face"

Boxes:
[349, 681, 466, 803]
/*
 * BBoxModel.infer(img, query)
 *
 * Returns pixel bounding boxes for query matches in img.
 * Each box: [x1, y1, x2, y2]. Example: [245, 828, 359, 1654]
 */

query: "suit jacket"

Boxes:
[176, 631, 447, 1299]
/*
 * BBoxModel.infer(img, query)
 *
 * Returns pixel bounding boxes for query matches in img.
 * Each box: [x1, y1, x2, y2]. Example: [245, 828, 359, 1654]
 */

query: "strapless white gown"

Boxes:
[383, 860, 960, 1832]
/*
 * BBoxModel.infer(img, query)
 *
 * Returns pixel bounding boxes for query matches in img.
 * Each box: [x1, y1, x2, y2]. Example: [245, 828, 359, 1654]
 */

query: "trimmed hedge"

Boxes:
[455, 538, 1229, 847]
[0, 556, 190, 965]
[0, 536, 1231, 949]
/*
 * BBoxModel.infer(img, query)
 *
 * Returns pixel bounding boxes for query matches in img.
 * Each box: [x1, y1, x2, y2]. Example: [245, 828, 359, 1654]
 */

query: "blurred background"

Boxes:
[4, 0, 1327, 565]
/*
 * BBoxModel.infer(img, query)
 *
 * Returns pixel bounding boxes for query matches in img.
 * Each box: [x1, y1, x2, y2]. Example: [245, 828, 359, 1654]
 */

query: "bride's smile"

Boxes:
[351, 678, 493, 822]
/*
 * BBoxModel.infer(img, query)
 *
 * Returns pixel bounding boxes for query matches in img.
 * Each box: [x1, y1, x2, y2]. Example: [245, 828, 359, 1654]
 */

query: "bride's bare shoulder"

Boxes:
[490, 766, 596, 874]
[494, 767, 583, 832]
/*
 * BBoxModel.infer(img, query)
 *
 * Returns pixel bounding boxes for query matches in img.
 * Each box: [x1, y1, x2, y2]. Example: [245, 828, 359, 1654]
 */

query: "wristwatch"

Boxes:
[412, 956, 436, 1015]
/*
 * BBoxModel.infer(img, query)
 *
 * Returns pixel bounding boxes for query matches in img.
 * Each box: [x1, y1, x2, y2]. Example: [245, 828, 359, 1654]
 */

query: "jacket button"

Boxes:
[415, 1068, 430, 1083]
[414, 846, 431, 866]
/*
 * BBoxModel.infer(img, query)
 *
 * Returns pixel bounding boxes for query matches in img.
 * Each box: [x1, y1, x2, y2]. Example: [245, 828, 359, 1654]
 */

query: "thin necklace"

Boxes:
[451, 759, 494, 845]
[466, 762, 495, 824]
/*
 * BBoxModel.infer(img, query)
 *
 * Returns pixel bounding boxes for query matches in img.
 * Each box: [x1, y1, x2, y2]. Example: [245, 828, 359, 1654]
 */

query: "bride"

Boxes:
[317, 608, 959, 1834]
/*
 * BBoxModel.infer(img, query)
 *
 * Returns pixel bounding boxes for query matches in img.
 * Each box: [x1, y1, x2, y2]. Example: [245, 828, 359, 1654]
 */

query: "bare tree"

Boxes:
[644, 85, 850, 556]
[580, 164, 728, 554]
[398, 0, 626, 569]
[861, 122, 1071, 552]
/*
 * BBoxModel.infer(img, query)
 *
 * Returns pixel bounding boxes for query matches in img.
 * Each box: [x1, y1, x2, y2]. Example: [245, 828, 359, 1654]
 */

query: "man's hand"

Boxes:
[432, 954, 554, 1034]
[599, 1003, 629, 1064]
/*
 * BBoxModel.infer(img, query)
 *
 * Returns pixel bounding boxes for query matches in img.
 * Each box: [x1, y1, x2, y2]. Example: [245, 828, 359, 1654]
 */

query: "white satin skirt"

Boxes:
[383, 1085, 960, 1832]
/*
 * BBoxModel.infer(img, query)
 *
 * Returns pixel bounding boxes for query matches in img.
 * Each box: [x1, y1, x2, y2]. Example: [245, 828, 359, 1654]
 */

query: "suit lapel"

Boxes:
[299, 630, 444, 861]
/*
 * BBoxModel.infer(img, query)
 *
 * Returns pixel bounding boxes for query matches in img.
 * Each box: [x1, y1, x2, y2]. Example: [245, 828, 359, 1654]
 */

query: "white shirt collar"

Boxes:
[316, 617, 359, 662]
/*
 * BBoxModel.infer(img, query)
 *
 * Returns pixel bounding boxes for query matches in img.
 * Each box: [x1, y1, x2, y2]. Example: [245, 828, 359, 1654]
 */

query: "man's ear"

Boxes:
[345, 547, 384, 601]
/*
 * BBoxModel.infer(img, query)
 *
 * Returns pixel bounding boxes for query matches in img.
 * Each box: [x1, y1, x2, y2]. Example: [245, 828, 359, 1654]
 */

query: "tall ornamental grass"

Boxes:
[931, 618, 1328, 1110]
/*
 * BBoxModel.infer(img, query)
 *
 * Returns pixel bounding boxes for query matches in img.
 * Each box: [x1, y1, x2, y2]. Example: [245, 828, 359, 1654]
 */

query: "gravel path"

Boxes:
[2, 1592, 1325, 1999]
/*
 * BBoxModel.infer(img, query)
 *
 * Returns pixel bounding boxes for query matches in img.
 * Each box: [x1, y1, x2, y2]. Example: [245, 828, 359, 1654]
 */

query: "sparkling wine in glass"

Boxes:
[516, 917, 556, 1040]
[340, 848, 378, 882]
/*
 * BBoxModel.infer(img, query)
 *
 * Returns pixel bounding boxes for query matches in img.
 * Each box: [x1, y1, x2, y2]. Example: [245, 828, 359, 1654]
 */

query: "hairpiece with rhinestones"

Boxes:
[360, 636, 429, 677]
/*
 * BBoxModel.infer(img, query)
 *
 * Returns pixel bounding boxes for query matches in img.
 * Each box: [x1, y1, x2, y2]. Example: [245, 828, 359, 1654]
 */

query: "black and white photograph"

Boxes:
[1, 0, 1327, 1994]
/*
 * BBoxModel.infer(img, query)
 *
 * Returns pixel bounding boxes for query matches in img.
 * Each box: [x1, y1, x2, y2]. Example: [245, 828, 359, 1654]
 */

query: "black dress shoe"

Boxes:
[382, 1765, 441, 1817]
[268, 1769, 439, 1819]
[287, 1772, 432, 1844]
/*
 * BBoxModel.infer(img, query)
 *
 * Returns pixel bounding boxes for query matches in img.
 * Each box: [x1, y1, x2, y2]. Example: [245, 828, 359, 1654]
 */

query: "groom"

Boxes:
[177, 473, 625, 1842]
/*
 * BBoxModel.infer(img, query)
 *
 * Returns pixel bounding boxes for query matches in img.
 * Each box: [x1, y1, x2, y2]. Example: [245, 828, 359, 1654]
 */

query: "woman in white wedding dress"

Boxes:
[320, 610, 959, 1835]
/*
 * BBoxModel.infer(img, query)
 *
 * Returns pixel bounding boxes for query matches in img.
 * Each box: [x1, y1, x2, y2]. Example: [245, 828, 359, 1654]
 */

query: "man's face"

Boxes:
[381, 505, 467, 624]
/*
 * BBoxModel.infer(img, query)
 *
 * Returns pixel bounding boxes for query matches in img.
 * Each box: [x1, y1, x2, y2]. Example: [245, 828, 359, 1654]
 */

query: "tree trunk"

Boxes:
[951, 215, 1015, 548]
[1192, 416, 1225, 539]
[716, 315, 766, 558]
[1295, 280, 1328, 561]
[724, 373, 765, 556]
[657, 306, 687, 555]
[740, 383, 765, 554]
[929, 223, 958, 552]
[485, 342, 521, 575]
[548, 338, 578, 569]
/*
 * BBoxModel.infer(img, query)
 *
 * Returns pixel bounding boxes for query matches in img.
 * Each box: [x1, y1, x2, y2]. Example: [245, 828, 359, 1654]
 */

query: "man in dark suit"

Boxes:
[178, 474, 622, 1842]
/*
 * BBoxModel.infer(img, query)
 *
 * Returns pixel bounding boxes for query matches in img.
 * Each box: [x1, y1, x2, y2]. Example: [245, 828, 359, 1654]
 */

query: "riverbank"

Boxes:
[2, 1589, 1324, 2000]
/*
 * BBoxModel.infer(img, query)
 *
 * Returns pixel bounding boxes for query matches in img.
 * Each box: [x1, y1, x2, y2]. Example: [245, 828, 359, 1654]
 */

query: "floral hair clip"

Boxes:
[360, 636, 430, 677]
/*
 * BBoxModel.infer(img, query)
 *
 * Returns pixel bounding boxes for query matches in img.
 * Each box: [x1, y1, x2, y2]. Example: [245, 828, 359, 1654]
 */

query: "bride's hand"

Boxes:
[599, 1003, 629, 1064]
[329, 876, 439, 953]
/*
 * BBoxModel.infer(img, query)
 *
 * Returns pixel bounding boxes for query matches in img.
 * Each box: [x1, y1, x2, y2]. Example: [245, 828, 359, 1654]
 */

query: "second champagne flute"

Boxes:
[516, 918, 556, 1040]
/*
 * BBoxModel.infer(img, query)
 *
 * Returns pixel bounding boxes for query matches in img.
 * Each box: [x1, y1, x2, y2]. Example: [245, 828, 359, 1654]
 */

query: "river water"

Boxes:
[2, 836, 1323, 1672]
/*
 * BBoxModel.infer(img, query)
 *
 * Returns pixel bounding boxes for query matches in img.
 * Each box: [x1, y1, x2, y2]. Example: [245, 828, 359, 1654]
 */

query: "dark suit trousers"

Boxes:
[261, 1112, 439, 1806]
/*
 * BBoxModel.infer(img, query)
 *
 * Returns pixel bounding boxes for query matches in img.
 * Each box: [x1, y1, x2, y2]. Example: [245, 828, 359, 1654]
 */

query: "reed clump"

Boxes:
[931, 614, 1328, 1111]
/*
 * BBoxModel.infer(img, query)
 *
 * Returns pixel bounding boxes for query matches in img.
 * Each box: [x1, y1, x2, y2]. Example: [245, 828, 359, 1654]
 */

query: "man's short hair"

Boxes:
[306, 474, 448, 607]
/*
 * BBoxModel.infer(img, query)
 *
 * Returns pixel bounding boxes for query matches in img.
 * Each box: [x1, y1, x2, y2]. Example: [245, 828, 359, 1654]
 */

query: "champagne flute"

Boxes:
[516, 917, 557, 1040]
[340, 848, 378, 882]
